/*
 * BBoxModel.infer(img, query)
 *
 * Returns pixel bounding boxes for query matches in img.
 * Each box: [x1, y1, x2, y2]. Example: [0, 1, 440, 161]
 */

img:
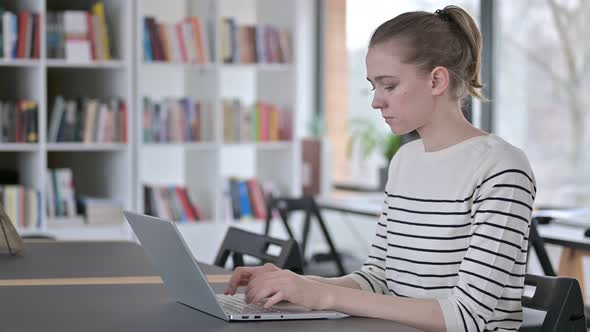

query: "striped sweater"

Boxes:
[347, 134, 536, 332]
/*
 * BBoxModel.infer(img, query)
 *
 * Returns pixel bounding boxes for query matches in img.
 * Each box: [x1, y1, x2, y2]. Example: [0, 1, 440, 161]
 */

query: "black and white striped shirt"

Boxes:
[347, 134, 536, 332]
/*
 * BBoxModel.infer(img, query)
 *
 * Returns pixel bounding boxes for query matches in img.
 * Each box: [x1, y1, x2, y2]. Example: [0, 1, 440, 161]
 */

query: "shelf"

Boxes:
[46, 59, 126, 69]
[141, 61, 214, 71]
[142, 142, 218, 151]
[142, 62, 291, 71]
[0, 143, 39, 152]
[46, 143, 128, 152]
[18, 229, 50, 236]
[222, 142, 293, 150]
[255, 141, 294, 150]
[220, 63, 292, 71]
[0, 59, 41, 68]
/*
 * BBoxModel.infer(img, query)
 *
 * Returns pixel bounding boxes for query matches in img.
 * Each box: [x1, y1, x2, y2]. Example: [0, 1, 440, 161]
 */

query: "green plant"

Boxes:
[347, 117, 401, 161]
[382, 134, 402, 161]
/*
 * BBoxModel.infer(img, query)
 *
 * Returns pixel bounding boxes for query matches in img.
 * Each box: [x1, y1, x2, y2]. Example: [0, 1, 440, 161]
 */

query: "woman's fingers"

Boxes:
[264, 291, 286, 308]
[225, 267, 253, 294]
[250, 285, 279, 305]
[245, 271, 287, 303]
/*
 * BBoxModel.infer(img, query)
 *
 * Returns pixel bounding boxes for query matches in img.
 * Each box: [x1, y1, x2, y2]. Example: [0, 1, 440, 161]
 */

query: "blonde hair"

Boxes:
[369, 5, 487, 101]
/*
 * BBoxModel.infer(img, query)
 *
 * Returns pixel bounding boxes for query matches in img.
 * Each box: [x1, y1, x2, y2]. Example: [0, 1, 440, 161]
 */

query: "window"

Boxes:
[495, 0, 590, 206]
[326, 0, 479, 188]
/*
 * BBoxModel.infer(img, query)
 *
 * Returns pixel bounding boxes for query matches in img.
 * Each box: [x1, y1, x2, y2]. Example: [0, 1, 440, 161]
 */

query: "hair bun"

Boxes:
[434, 9, 452, 22]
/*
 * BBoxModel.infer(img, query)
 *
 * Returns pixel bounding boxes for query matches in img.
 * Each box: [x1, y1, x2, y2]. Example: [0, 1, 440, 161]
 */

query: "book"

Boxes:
[143, 15, 210, 64]
[1, 184, 41, 229]
[45, 5, 112, 60]
[0, 99, 38, 143]
[63, 10, 91, 62]
[77, 196, 123, 225]
[176, 187, 196, 221]
[143, 185, 205, 222]
[143, 97, 210, 143]
[91, 2, 111, 60]
[237, 180, 252, 218]
[225, 177, 277, 222]
[228, 178, 242, 219]
[218, 18, 292, 64]
[247, 178, 267, 219]
[49, 96, 125, 143]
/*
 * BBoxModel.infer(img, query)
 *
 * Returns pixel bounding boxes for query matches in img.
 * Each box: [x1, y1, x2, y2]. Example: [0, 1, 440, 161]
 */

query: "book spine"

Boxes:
[229, 178, 241, 220]
[175, 187, 196, 222]
[143, 18, 153, 61]
[237, 180, 252, 218]
[86, 13, 97, 60]
[91, 2, 110, 60]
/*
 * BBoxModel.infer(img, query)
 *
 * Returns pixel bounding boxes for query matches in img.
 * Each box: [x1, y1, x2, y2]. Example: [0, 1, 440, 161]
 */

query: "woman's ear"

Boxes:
[430, 66, 450, 96]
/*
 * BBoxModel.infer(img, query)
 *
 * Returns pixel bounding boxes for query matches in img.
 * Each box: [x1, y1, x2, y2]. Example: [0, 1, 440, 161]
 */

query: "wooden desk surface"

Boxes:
[0, 240, 422, 332]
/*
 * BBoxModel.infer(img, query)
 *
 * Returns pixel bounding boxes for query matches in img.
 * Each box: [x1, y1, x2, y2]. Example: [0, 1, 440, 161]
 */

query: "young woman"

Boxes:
[225, 6, 535, 332]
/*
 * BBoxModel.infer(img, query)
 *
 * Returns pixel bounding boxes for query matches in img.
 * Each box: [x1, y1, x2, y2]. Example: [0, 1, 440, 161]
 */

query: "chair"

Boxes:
[520, 274, 586, 332]
[528, 217, 556, 276]
[264, 195, 346, 276]
[521, 217, 589, 330]
[214, 226, 304, 274]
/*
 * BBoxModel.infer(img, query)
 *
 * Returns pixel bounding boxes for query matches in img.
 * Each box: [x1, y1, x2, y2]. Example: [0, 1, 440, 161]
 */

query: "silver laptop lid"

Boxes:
[124, 211, 228, 321]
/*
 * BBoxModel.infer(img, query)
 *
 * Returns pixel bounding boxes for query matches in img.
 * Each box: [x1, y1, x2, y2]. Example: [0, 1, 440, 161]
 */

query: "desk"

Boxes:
[318, 192, 590, 297]
[0, 241, 422, 332]
[317, 191, 383, 218]
[536, 223, 590, 301]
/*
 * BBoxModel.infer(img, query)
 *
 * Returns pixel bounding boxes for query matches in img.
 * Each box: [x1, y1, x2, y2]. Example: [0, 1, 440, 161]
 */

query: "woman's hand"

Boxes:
[224, 263, 280, 295]
[244, 268, 334, 310]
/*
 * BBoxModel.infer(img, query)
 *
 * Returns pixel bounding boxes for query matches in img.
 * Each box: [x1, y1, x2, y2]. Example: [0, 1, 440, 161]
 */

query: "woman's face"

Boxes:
[366, 41, 435, 135]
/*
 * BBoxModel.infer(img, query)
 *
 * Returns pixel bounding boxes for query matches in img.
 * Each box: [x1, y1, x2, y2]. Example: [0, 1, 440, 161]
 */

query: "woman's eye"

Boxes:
[385, 86, 396, 91]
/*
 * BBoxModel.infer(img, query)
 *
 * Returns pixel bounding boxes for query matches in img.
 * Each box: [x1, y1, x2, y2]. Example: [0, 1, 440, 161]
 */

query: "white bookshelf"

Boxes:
[0, 0, 134, 239]
[136, 0, 304, 227]
[45, 59, 126, 68]
[46, 143, 129, 151]
[1, 0, 313, 245]
[0, 59, 42, 67]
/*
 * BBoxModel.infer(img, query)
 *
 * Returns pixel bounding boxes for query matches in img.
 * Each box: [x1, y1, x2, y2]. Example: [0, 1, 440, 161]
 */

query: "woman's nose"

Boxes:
[371, 94, 384, 110]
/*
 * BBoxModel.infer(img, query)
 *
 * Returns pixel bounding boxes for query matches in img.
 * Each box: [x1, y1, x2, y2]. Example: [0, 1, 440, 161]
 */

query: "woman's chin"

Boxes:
[388, 124, 411, 136]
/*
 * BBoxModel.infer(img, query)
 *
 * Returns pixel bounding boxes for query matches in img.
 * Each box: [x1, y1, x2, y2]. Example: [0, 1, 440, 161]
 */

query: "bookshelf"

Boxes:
[0, 0, 311, 244]
[0, 0, 133, 239]
[136, 0, 303, 228]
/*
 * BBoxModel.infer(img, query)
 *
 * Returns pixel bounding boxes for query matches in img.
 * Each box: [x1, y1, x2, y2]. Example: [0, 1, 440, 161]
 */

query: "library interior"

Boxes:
[1, 1, 589, 331]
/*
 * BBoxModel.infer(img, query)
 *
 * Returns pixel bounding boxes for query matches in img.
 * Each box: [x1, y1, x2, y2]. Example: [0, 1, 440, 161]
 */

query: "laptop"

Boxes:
[124, 211, 348, 321]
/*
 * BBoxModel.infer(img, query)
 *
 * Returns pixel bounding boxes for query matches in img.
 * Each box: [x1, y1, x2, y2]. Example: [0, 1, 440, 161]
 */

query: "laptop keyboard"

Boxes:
[217, 294, 283, 314]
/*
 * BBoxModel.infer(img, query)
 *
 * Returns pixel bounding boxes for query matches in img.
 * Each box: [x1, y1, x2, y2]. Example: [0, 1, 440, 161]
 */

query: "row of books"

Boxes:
[48, 95, 128, 143]
[77, 196, 123, 225]
[0, 99, 38, 143]
[143, 185, 206, 223]
[143, 16, 211, 64]
[0, 185, 41, 229]
[45, 168, 77, 218]
[0, 10, 40, 59]
[46, 2, 112, 61]
[143, 97, 213, 143]
[222, 99, 293, 143]
[224, 177, 277, 221]
[221, 18, 291, 64]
